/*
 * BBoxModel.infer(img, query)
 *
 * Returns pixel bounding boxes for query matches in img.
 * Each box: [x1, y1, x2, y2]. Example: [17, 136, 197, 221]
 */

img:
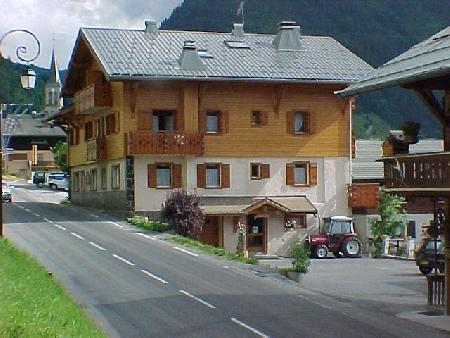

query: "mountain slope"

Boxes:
[162, 0, 450, 138]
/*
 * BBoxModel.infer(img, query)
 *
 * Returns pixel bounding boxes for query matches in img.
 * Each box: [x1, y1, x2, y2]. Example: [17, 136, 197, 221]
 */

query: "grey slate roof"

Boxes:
[77, 27, 372, 83]
[352, 139, 443, 180]
[338, 26, 450, 95]
[2, 114, 66, 137]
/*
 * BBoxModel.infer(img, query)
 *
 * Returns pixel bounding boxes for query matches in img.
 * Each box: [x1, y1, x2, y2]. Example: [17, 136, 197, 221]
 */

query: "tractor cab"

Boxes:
[305, 216, 362, 259]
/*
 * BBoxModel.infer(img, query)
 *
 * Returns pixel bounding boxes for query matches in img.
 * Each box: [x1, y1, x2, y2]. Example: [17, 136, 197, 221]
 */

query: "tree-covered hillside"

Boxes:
[162, 0, 450, 138]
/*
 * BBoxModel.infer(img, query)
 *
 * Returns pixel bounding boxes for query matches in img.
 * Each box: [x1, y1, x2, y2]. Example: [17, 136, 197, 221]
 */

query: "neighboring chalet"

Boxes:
[339, 26, 450, 314]
[351, 139, 443, 242]
[51, 21, 372, 255]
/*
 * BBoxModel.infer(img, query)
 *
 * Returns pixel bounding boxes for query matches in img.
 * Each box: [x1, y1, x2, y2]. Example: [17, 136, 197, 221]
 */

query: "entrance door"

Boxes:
[198, 216, 220, 247]
[247, 215, 267, 253]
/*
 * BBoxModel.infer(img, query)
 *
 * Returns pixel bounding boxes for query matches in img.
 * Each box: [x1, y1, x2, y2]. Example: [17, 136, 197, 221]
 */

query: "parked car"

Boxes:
[2, 183, 12, 202]
[415, 237, 445, 275]
[48, 173, 69, 191]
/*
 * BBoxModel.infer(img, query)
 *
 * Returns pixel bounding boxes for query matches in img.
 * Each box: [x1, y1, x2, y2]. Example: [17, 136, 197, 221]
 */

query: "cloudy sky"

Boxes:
[1, 0, 184, 69]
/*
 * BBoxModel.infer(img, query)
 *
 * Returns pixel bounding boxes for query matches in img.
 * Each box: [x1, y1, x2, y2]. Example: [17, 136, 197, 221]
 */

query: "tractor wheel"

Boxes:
[419, 266, 433, 275]
[342, 237, 362, 258]
[314, 245, 328, 259]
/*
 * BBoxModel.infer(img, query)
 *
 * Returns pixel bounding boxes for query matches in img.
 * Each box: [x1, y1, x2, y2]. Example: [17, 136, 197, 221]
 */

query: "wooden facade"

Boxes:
[347, 183, 379, 208]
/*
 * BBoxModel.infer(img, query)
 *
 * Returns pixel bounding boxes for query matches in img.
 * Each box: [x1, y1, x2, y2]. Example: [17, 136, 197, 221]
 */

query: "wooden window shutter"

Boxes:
[262, 111, 269, 126]
[261, 164, 270, 179]
[147, 164, 156, 188]
[309, 162, 318, 185]
[286, 163, 295, 186]
[197, 163, 206, 188]
[198, 110, 206, 132]
[171, 164, 182, 188]
[138, 111, 152, 130]
[286, 111, 294, 134]
[221, 164, 230, 188]
[219, 111, 229, 134]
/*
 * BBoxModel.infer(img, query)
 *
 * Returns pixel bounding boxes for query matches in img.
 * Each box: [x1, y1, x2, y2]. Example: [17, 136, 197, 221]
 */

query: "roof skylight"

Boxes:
[224, 40, 251, 49]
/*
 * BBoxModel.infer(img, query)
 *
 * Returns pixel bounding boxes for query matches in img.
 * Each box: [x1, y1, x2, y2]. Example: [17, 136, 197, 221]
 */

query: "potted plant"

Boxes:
[281, 243, 311, 283]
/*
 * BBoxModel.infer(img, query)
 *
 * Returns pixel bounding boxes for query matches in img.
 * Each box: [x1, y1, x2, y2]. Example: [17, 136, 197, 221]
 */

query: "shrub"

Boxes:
[127, 216, 171, 232]
[161, 190, 204, 238]
[290, 243, 311, 273]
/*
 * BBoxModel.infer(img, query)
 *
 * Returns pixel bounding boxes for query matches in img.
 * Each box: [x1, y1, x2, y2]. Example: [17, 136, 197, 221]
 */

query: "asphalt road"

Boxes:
[4, 185, 449, 338]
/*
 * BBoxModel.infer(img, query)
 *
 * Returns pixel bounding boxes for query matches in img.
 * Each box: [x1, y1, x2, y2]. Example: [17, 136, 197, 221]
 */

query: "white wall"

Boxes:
[135, 155, 350, 218]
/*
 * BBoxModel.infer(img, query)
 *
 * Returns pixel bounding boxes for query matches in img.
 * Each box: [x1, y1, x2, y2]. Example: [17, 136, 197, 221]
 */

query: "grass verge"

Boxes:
[59, 198, 72, 206]
[0, 239, 105, 337]
[167, 235, 258, 265]
[127, 216, 171, 232]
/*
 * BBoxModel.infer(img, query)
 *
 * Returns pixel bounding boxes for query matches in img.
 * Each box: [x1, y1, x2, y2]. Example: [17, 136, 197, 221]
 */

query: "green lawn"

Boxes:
[0, 239, 105, 337]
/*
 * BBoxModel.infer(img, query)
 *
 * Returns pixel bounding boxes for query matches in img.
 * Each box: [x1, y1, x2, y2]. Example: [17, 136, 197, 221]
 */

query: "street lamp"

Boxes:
[0, 29, 41, 236]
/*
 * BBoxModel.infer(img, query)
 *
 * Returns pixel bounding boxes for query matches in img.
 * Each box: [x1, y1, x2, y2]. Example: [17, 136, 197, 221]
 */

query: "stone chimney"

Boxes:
[232, 23, 245, 38]
[272, 21, 302, 51]
[178, 41, 206, 71]
[145, 20, 158, 34]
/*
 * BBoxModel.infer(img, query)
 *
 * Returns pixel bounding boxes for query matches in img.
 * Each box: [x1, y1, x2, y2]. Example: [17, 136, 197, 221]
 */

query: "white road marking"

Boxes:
[43, 218, 53, 223]
[231, 318, 270, 338]
[70, 232, 85, 240]
[24, 208, 31, 212]
[296, 294, 333, 310]
[179, 290, 215, 309]
[110, 222, 124, 228]
[136, 233, 156, 240]
[31, 212, 40, 217]
[174, 246, 199, 257]
[112, 254, 135, 266]
[89, 242, 106, 251]
[52, 224, 66, 231]
[141, 269, 168, 284]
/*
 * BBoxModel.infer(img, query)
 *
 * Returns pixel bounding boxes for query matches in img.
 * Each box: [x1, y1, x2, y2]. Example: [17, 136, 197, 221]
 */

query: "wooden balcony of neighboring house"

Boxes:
[347, 183, 380, 208]
[87, 137, 107, 161]
[126, 131, 204, 156]
[74, 83, 111, 115]
[382, 152, 450, 192]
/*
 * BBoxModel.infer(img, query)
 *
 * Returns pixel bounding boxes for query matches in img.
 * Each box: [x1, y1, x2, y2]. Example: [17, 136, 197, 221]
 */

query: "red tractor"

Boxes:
[305, 216, 362, 258]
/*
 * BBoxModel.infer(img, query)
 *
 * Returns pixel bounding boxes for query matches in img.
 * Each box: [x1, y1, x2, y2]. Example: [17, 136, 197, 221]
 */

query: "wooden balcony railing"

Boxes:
[74, 83, 111, 115]
[383, 152, 450, 189]
[347, 183, 379, 208]
[126, 131, 204, 156]
[87, 138, 107, 161]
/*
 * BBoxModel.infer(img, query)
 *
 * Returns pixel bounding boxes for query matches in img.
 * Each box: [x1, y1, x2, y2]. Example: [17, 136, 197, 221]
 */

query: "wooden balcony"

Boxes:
[383, 152, 450, 190]
[348, 183, 379, 208]
[87, 138, 107, 161]
[74, 84, 111, 115]
[126, 131, 204, 156]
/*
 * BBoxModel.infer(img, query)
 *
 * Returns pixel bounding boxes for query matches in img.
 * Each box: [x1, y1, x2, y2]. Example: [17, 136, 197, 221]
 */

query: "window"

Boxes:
[286, 214, 307, 229]
[156, 165, 171, 188]
[206, 111, 219, 133]
[294, 163, 307, 185]
[206, 164, 220, 187]
[73, 172, 80, 192]
[294, 112, 305, 133]
[152, 110, 174, 131]
[69, 128, 79, 145]
[147, 163, 182, 189]
[80, 171, 86, 192]
[251, 163, 261, 179]
[85, 121, 94, 140]
[106, 114, 116, 135]
[251, 111, 268, 126]
[101, 167, 107, 190]
[111, 165, 120, 190]
[90, 169, 97, 191]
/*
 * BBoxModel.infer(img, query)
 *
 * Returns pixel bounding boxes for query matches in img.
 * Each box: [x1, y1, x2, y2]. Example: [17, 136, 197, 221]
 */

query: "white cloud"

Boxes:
[0, 0, 183, 68]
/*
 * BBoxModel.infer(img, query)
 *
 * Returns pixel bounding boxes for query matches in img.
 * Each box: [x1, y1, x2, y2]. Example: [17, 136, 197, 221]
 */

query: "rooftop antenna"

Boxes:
[237, 0, 246, 25]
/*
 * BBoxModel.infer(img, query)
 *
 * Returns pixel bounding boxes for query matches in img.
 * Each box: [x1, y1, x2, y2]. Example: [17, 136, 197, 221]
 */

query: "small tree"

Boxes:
[370, 188, 407, 256]
[161, 189, 204, 238]
[290, 243, 311, 273]
[51, 141, 67, 171]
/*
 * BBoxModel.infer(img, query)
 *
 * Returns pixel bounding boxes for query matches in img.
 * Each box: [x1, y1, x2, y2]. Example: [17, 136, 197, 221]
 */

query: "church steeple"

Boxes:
[44, 47, 62, 117]
[48, 48, 61, 85]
